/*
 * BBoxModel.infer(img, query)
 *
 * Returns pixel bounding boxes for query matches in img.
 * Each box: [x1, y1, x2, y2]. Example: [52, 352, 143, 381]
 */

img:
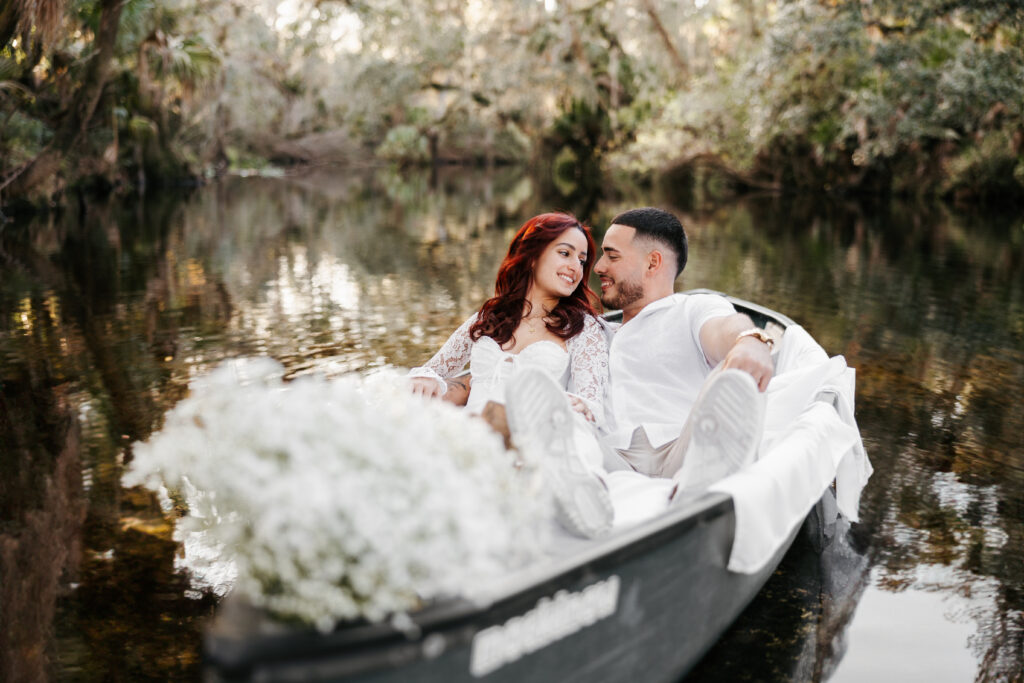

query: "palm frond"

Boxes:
[0, 80, 34, 97]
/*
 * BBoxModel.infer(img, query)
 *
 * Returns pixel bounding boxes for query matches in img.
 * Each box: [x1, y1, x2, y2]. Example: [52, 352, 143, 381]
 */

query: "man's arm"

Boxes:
[442, 374, 472, 406]
[699, 313, 774, 391]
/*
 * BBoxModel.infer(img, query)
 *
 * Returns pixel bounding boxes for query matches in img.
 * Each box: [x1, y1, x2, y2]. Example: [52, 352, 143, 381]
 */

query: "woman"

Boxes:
[409, 212, 613, 538]
[408, 212, 609, 428]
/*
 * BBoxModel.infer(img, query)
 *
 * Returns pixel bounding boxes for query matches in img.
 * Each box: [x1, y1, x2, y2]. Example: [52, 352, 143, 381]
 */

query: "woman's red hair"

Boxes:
[470, 212, 599, 346]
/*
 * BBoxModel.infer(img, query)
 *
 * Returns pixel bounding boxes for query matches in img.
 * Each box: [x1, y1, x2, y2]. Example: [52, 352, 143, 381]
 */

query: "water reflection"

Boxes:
[687, 196, 1024, 682]
[830, 573, 980, 682]
[1, 170, 1022, 681]
[689, 517, 872, 683]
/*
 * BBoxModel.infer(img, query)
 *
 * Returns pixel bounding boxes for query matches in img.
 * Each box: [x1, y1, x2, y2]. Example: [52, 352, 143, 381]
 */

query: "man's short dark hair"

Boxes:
[610, 207, 688, 277]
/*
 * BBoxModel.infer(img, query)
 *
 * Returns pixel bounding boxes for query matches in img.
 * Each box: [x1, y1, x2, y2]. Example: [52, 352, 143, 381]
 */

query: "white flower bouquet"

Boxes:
[124, 358, 549, 632]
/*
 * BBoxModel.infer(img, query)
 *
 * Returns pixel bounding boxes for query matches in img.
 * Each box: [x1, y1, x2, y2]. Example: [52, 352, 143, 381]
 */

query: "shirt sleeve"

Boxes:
[407, 314, 477, 394]
[566, 315, 611, 426]
[688, 293, 738, 368]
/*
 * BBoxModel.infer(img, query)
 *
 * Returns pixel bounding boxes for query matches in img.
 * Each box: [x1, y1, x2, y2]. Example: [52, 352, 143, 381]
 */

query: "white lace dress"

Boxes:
[408, 313, 610, 426]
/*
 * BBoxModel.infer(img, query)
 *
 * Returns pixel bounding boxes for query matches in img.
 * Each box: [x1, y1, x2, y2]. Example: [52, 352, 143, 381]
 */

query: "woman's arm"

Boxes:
[565, 316, 611, 425]
[408, 315, 476, 398]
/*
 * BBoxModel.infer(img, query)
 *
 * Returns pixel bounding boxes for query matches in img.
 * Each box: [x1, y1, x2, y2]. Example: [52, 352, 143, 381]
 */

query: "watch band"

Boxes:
[736, 327, 775, 349]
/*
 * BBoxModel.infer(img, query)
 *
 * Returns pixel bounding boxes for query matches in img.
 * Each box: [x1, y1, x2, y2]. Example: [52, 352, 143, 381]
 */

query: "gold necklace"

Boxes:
[523, 312, 549, 331]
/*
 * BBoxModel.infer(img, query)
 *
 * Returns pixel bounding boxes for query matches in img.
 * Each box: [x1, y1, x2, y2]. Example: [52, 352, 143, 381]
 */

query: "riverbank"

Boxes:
[4, 148, 1023, 226]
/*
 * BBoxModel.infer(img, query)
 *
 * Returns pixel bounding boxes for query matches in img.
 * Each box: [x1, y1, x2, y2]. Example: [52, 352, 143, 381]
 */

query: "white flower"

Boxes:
[125, 358, 550, 630]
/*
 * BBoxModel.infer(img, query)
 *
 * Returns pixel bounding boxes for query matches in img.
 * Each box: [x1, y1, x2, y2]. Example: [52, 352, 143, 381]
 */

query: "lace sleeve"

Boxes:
[407, 314, 477, 394]
[566, 315, 611, 425]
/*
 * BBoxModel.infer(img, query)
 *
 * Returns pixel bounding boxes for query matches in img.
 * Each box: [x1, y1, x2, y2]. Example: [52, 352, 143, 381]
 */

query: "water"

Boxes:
[1, 168, 1022, 681]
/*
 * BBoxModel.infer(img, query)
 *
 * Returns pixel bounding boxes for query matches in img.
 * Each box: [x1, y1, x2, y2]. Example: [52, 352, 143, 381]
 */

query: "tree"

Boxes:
[4, 0, 125, 200]
[611, 0, 1024, 198]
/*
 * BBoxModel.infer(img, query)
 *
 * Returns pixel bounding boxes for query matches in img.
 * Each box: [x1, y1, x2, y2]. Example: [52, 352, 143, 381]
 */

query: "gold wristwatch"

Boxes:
[736, 327, 774, 349]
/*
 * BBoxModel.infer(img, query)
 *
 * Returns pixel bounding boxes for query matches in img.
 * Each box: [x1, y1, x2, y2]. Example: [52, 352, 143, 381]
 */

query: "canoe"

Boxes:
[203, 291, 843, 683]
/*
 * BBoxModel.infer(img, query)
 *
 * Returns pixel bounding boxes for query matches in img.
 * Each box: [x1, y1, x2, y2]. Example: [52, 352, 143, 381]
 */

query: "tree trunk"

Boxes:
[640, 0, 688, 83]
[0, 3, 17, 52]
[7, 0, 126, 200]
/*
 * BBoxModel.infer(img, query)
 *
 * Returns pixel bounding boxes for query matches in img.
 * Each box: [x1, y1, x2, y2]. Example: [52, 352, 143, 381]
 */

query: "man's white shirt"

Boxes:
[603, 292, 735, 449]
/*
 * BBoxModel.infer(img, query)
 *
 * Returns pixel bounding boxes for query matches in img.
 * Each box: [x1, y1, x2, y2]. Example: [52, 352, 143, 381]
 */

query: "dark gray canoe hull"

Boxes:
[204, 491, 804, 683]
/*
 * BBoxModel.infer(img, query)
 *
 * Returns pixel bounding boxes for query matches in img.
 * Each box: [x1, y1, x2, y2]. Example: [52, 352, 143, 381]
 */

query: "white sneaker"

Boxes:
[674, 368, 765, 492]
[505, 369, 613, 539]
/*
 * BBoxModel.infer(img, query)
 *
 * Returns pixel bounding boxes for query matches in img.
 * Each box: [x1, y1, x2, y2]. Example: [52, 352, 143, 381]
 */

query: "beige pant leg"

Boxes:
[613, 427, 689, 479]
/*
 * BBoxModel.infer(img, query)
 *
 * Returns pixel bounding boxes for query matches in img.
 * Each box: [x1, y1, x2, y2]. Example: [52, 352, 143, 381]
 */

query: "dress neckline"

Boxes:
[479, 336, 568, 355]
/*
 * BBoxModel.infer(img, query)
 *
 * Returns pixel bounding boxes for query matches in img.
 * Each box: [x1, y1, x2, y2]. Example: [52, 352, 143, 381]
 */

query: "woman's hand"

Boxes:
[568, 395, 594, 422]
[410, 377, 445, 399]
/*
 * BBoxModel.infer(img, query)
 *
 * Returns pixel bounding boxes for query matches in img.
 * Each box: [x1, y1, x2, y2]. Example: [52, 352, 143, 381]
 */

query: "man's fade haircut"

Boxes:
[610, 207, 688, 277]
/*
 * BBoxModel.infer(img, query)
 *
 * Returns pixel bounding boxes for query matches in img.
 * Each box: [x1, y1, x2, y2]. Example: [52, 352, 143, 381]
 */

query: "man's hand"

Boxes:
[722, 336, 773, 392]
[701, 313, 775, 392]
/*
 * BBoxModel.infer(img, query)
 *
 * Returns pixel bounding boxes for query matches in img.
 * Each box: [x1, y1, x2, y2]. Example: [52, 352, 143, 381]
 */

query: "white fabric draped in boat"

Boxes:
[606, 323, 873, 574]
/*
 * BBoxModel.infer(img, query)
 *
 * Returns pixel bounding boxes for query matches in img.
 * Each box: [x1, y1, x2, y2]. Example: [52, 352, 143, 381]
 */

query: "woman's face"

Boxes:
[530, 228, 589, 300]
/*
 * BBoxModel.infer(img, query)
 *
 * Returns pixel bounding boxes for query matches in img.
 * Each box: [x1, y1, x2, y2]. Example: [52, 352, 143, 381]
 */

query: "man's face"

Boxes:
[594, 224, 646, 311]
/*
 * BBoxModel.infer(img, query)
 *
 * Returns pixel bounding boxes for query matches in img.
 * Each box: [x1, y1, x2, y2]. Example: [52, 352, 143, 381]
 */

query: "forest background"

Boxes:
[2, 0, 1024, 212]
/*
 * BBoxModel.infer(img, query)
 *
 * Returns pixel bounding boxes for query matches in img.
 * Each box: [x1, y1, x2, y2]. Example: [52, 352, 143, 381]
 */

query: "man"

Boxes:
[503, 207, 778, 539]
[589, 206, 773, 487]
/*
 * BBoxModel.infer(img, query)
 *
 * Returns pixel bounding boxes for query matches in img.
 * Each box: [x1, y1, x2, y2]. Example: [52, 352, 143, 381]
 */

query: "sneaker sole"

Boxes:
[678, 369, 765, 489]
[506, 369, 613, 539]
